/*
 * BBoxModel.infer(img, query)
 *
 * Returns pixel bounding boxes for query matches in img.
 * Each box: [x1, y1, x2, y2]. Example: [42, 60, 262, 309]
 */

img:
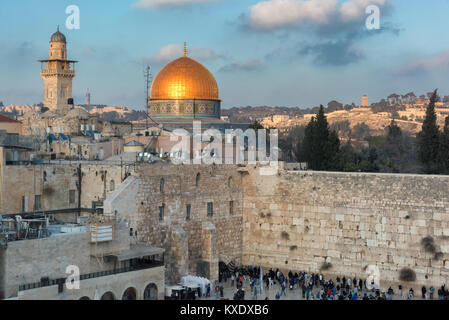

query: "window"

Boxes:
[229, 201, 234, 215]
[160, 178, 164, 193]
[207, 202, 213, 217]
[159, 205, 165, 221]
[228, 177, 233, 188]
[195, 173, 200, 187]
[186, 204, 191, 221]
[21, 196, 28, 212]
[110, 180, 115, 192]
[34, 195, 41, 211]
[69, 190, 76, 204]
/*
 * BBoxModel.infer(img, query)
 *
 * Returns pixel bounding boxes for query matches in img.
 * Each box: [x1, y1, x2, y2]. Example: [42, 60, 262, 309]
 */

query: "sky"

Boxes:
[1, 0, 449, 110]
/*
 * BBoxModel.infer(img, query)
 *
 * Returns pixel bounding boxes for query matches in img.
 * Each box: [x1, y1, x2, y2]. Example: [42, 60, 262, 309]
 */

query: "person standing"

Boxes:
[408, 288, 414, 300]
[430, 286, 435, 300]
[215, 285, 220, 299]
[421, 286, 427, 300]
[281, 282, 287, 297]
[387, 287, 394, 301]
[253, 285, 258, 300]
[231, 274, 235, 287]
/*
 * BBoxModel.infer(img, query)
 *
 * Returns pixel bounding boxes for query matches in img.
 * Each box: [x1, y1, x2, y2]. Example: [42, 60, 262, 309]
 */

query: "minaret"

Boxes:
[39, 26, 77, 114]
[86, 89, 91, 105]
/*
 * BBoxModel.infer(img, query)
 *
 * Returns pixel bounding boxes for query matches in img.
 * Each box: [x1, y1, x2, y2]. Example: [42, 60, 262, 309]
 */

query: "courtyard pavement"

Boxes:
[197, 278, 433, 301]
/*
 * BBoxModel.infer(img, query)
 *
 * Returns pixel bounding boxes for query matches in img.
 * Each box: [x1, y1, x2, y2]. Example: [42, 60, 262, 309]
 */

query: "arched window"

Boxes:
[100, 292, 116, 300]
[122, 287, 137, 300]
[160, 178, 164, 193]
[195, 173, 200, 187]
[110, 180, 115, 192]
[143, 283, 158, 300]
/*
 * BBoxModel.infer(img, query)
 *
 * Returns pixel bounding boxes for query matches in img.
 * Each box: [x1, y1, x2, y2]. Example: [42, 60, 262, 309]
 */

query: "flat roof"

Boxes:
[108, 244, 164, 262]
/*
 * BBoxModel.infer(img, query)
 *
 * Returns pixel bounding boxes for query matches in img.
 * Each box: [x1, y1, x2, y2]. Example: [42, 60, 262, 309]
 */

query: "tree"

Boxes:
[418, 90, 441, 173]
[351, 122, 371, 140]
[302, 105, 340, 171]
[439, 116, 449, 174]
[248, 121, 264, 130]
[387, 119, 402, 140]
[327, 100, 343, 112]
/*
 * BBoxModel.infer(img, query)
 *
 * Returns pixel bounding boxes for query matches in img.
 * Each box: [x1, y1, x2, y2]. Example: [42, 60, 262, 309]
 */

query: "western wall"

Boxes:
[241, 166, 449, 288]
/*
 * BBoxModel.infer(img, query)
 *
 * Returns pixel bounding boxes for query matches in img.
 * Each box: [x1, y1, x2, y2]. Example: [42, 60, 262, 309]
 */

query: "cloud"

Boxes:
[219, 59, 264, 72]
[133, 0, 219, 10]
[147, 44, 184, 64]
[145, 44, 227, 65]
[248, 0, 337, 30]
[399, 50, 449, 76]
[247, 0, 391, 31]
[300, 39, 364, 66]
[244, 0, 396, 67]
[190, 47, 228, 61]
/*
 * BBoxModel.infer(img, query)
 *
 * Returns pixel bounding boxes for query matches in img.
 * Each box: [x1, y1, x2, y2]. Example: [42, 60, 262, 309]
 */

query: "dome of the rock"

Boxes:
[151, 56, 219, 101]
[148, 49, 221, 120]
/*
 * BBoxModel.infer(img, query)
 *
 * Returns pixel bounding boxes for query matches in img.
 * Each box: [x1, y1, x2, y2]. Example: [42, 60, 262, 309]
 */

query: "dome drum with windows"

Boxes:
[148, 45, 221, 120]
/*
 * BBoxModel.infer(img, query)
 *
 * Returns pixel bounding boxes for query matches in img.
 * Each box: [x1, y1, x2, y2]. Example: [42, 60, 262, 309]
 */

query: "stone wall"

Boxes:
[0, 159, 136, 214]
[0, 164, 79, 214]
[242, 167, 449, 289]
[2, 222, 130, 298]
[134, 164, 243, 284]
[80, 164, 135, 209]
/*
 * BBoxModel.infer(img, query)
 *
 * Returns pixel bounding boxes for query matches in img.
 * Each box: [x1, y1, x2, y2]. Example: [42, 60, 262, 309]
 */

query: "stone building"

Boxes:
[0, 215, 164, 300]
[0, 115, 21, 135]
[104, 164, 243, 284]
[0, 145, 136, 214]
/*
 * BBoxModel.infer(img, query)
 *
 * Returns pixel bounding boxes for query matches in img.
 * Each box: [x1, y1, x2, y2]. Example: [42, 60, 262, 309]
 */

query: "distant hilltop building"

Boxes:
[362, 95, 368, 107]
[39, 26, 77, 115]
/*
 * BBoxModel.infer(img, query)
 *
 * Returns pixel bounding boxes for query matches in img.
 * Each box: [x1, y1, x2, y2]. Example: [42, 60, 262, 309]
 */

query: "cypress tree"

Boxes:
[418, 90, 440, 173]
[303, 105, 340, 170]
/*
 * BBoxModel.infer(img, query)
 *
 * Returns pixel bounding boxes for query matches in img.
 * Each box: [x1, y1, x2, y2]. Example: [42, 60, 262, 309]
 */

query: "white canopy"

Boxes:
[179, 275, 211, 294]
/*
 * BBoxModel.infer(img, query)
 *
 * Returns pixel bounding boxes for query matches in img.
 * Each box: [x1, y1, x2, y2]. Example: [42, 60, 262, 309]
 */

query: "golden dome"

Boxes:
[150, 56, 219, 100]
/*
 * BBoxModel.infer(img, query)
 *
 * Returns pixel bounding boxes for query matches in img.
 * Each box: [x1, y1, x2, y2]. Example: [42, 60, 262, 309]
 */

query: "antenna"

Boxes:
[144, 65, 152, 109]
[144, 65, 151, 128]
[144, 65, 159, 127]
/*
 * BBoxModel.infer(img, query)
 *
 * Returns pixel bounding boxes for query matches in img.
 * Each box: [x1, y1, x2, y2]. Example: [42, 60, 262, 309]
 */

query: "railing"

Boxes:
[41, 69, 75, 76]
[18, 261, 164, 292]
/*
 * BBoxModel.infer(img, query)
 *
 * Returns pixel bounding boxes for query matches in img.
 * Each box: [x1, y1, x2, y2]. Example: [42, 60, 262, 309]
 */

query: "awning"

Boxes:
[108, 245, 165, 262]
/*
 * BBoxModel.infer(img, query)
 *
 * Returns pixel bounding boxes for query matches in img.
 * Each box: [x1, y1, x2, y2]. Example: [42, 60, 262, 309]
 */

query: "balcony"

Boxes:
[41, 69, 75, 77]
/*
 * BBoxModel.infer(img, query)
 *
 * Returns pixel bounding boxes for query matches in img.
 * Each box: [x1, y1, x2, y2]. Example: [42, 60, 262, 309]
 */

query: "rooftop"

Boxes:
[0, 114, 20, 123]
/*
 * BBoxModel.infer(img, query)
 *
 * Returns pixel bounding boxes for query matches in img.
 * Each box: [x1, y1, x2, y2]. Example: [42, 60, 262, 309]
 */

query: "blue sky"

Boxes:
[1, 0, 449, 110]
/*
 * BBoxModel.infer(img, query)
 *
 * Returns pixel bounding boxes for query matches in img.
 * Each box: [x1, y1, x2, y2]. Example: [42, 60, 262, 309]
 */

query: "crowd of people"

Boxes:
[216, 266, 449, 301]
